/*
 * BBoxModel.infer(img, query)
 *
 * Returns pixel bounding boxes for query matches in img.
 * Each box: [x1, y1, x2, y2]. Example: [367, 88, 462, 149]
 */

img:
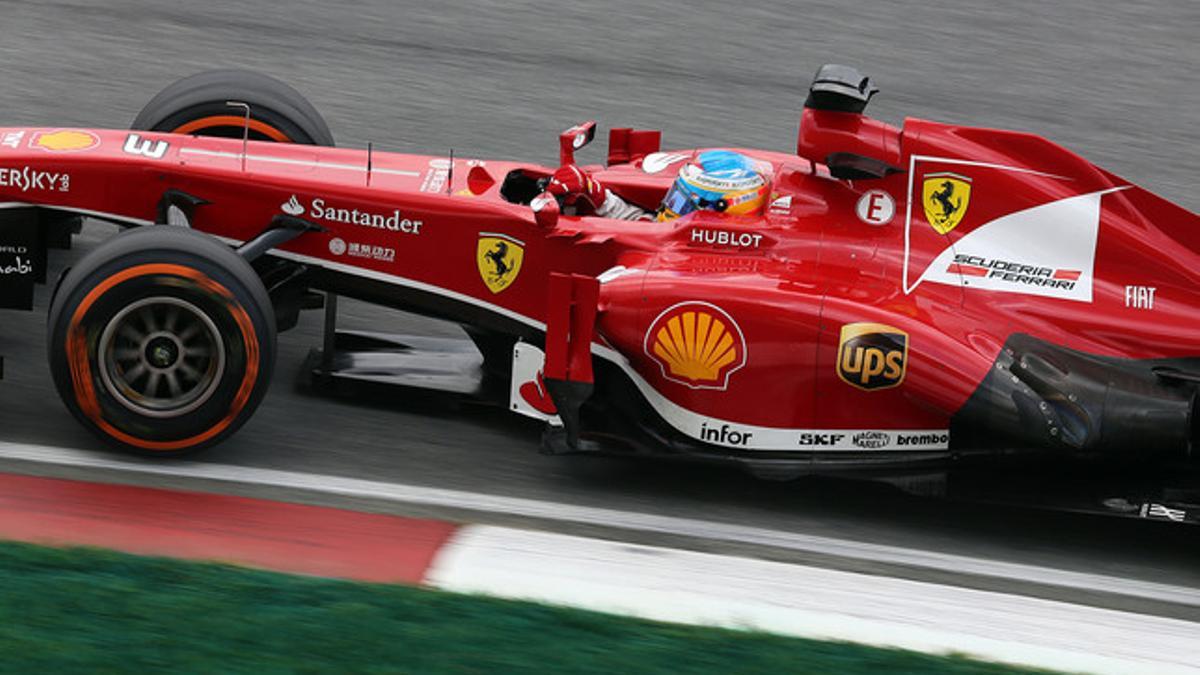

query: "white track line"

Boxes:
[0, 440, 1196, 609]
[429, 526, 1200, 675]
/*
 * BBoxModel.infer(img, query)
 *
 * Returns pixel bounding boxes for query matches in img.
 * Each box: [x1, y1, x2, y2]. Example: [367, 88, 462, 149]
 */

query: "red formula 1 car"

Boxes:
[1, 66, 1197, 522]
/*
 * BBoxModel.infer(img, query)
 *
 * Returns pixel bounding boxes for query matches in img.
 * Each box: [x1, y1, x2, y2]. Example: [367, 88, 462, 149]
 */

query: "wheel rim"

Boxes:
[171, 115, 292, 142]
[98, 296, 226, 418]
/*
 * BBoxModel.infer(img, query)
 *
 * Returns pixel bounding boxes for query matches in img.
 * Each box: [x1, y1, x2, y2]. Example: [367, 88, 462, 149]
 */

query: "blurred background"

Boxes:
[1, 0, 1199, 603]
[2, 0, 1199, 208]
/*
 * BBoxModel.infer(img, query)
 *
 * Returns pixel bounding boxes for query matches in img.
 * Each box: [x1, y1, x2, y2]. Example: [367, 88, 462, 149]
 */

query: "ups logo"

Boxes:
[837, 322, 908, 391]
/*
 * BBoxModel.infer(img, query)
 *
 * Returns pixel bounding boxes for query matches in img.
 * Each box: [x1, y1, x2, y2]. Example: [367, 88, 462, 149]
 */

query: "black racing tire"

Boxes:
[131, 69, 334, 146]
[47, 226, 276, 456]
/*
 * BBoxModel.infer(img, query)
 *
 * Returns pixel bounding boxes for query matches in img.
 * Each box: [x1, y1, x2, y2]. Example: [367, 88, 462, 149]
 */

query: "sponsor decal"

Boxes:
[29, 129, 100, 153]
[312, 198, 422, 232]
[700, 419, 951, 452]
[476, 233, 524, 294]
[905, 163, 1124, 302]
[347, 242, 395, 262]
[0, 242, 34, 311]
[895, 431, 949, 446]
[509, 342, 561, 424]
[421, 157, 478, 192]
[322, 236, 397, 262]
[420, 166, 449, 193]
[680, 418, 951, 451]
[644, 301, 746, 390]
[945, 254, 1080, 291]
[768, 194, 792, 214]
[701, 422, 753, 446]
[509, 338, 950, 451]
[922, 172, 971, 234]
[1125, 285, 1156, 310]
[793, 430, 947, 451]
[0, 256, 32, 276]
[797, 432, 846, 447]
[519, 370, 557, 415]
[0, 244, 32, 276]
[689, 228, 763, 249]
[687, 255, 765, 274]
[279, 195, 423, 234]
[281, 195, 305, 216]
[0, 166, 70, 192]
[123, 133, 169, 159]
[1, 131, 25, 149]
[641, 152, 688, 174]
[856, 189, 895, 226]
[852, 431, 890, 449]
[836, 322, 907, 391]
[1142, 503, 1185, 522]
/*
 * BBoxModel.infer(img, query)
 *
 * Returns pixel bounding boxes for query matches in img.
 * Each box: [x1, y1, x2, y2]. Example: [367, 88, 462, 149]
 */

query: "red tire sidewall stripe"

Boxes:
[66, 263, 260, 452]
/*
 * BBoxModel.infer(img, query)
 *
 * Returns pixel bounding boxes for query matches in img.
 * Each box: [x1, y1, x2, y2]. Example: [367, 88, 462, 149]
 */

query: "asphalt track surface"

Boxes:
[1, 1, 1199, 597]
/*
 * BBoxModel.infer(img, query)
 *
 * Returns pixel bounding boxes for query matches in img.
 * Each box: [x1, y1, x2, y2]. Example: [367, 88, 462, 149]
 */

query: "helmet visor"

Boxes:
[660, 177, 699, 219]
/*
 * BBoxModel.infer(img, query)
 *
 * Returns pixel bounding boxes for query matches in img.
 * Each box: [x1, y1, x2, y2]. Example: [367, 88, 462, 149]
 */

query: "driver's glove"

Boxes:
[546, 165, 607, 212]
[545, 165, 651, 220]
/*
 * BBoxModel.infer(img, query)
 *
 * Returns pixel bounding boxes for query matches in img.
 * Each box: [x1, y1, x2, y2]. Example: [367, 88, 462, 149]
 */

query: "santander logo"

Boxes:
[281, 195, 305, 216]
[278, 194, 423, 234]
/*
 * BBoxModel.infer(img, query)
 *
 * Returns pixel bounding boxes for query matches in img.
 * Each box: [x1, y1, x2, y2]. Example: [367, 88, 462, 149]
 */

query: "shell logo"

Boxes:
[29, 129, 100, 153]
[644, 301, 747, 390]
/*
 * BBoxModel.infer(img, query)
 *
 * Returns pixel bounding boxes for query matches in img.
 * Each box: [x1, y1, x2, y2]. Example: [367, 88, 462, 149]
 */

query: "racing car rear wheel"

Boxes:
[131, 69, 334, 146]
[48, 226, 276, 455]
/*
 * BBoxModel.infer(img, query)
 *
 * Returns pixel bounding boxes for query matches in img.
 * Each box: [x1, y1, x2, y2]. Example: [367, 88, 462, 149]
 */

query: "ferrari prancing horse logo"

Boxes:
[476, 233, 524, 294]
[922, 172, 972, 235]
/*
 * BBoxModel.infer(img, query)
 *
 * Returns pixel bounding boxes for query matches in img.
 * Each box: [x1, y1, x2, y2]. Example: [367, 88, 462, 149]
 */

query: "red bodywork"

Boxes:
[2, 107, 1198, 457]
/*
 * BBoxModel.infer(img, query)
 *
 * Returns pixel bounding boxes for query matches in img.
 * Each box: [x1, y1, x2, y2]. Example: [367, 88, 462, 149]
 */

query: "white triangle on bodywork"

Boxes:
[912, 187, 1127, 303]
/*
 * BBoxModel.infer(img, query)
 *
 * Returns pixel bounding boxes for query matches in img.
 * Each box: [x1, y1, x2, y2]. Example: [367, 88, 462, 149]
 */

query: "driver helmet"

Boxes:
[656, 150, 769, 222]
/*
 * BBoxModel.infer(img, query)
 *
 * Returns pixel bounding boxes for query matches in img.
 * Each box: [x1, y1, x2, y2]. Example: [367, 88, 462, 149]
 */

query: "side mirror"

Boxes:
[559, 121, 597, 165]
[531, 191, 560, 230]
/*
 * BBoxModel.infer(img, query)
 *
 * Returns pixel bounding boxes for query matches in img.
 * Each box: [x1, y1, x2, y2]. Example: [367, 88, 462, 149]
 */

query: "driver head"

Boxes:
[656, 150, 769, 222]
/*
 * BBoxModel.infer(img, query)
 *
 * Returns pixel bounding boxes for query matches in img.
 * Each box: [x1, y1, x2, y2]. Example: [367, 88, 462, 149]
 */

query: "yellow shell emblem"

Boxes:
[644, 302, 746, 390]
[476, 233, 524, 294]
[921, 172, 972, 235]
[30, 129, 100, 152]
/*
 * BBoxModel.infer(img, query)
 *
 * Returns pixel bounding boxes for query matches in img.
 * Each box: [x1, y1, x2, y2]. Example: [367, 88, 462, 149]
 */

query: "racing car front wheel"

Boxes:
[131, 69, 335, 146]
[48, 227, 277, 455]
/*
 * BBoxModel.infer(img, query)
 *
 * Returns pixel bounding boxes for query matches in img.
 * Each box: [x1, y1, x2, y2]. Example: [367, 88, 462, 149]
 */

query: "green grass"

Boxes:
[0, 540, 1055, 674]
